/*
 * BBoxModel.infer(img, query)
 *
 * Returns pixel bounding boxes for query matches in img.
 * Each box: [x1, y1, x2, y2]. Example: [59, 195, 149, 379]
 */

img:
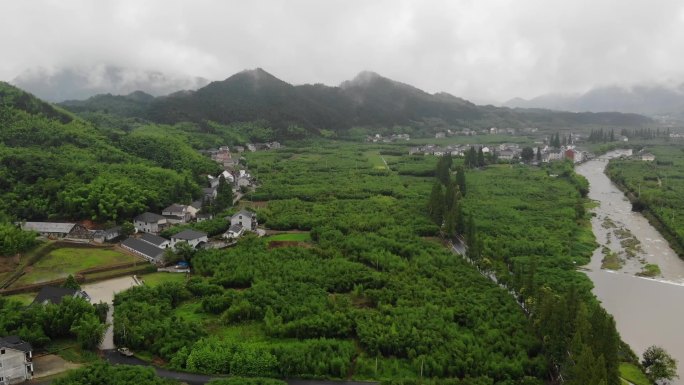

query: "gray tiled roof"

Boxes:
[21, 222, 76, 234]
[235, 210, 256, 219]
[121, 237, 165, 260]
[172, 229, 207, 240]
[163, 204, 187, 213]
[134, 212, 166, 223]
[32, 286, 79, 305]
[0, 335, 32, 352]
[141, 233, 169, 247]
[228, 224, 243, 233]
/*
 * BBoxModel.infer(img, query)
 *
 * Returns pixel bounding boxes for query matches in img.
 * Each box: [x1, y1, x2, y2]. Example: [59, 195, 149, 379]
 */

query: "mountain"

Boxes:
[505, 84, 684, 120]
[12, 65, 209, 102]
[59, 91, 155, 117]
[59, 68, 654, 133]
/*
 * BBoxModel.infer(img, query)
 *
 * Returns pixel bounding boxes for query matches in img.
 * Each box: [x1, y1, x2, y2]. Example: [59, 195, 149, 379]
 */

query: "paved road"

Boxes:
[81, 276, 139, 349]
[104, 350, 378, 385]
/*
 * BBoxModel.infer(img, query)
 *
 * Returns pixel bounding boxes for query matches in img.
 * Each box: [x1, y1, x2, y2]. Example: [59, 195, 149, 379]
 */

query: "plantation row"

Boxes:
[113, 143, 627, 384]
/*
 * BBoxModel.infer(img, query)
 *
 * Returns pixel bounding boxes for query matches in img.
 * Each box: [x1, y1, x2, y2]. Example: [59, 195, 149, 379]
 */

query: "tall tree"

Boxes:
[477, 148, 485, 167]
[521, 147, 535, 163]
[427, 182, 445, 225]
[455, 166, 467, 197]
[642, 345, 678, 384]
[214, 175, 234, 214]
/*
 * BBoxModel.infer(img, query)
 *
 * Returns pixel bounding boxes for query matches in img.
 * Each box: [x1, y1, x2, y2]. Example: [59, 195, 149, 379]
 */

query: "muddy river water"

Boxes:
[575, 150, 684, 383]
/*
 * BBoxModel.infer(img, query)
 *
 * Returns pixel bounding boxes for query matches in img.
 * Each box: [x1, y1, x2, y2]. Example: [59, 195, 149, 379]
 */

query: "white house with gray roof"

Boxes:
[223, 224, 245, 240]
[162, 204, 192, 224]
[230, 210, 257, 231]
[20, 222, 91, 239]
[121, 237, 165, 263]
[133, 212, 167, 234]
[140, 233, 170, 249]
[0, 336, 33, 385]
[171, 230, 208, 249]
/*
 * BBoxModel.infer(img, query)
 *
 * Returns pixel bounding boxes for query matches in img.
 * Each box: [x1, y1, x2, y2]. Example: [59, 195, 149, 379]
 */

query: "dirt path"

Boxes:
[31, 354, 81, 379]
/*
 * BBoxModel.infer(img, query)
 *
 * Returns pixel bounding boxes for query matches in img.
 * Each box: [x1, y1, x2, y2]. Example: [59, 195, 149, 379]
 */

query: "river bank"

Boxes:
[576, 150, 684, 384]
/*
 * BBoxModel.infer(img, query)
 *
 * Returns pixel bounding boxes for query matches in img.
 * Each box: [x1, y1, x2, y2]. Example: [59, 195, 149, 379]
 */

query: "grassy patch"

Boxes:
[139, 272, 188, 287]
[44, 339, 100, 364]
[602, 217, 617, 228]
[601, 251, 623, 270]
[637, 263, 661, 277]
[13, 246, 134, 286]
[264, 232, 311, 242]
[4, 292, 36, 305]
[619, 363, 650, 385]
[364, 150, 388, 170]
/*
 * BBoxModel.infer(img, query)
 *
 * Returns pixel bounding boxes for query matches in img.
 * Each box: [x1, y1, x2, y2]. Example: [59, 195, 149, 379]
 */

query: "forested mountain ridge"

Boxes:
[0, 81, 74, 124]
[58, 69, 654, 134]
[0, 82, 218, 223]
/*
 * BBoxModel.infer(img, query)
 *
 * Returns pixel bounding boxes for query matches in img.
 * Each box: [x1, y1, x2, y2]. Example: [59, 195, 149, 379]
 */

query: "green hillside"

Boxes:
[0, 82, 219, 223]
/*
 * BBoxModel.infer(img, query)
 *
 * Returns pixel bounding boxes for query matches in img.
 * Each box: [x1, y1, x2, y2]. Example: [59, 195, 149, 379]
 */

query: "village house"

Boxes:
[32, 286, 90, 306]
[92, 226, 122, 243]
[203, 187, 218, 201]
[498, 149, 516, 161]
[223, 224, 245, 240]
[20, 222, 91, 240]
[230, 210, 258, 232]
[121, 237, 165, 263]
[141, 233, 170, 249]
[220, 170, 235, 184]
[544, 150, 564, 162]
[207, 175, 220, 189]
[196, 213, 213, 222]
[171, 230, 208, 249]
[0, 336, 33, 385]
[133, 212, 167, 234]
[162, 204, 192, 224]
[641, 152, 655, 161]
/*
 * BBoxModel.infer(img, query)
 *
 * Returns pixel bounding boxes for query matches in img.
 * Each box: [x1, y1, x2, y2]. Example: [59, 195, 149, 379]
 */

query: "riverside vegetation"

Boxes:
[606, 144, 684, 257]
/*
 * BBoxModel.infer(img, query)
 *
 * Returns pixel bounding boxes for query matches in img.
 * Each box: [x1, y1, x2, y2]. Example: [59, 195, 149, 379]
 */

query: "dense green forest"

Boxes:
[58, 69, 653, 137]
[112, 144, 627, 384]
[0, 293, 107, 350]
[606, 145, 684, 256]
[0, 82, 219, 228]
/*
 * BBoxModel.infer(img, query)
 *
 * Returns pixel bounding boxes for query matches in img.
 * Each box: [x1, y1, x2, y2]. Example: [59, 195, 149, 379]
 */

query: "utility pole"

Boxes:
[420, 358, 424, 378]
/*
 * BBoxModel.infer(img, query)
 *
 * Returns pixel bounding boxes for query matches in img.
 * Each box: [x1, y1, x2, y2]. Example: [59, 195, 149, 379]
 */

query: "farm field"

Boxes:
[112, 143, 628, 384]
[139, 272, 188, 287]
[263, 232, 311, 242]
[11, 245, 137, 287]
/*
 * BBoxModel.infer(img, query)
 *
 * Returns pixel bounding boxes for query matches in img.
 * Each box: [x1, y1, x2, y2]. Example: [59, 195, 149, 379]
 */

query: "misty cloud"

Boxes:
[2, 0, 684, 102]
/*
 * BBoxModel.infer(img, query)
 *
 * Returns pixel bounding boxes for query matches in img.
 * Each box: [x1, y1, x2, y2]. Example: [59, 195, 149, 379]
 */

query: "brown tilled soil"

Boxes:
[0, 254, 20, 273]
[267, 241, 312, 249]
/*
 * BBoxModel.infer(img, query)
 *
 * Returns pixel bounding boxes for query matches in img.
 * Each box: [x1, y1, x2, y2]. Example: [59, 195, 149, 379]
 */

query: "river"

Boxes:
[575, 150, 684, 384]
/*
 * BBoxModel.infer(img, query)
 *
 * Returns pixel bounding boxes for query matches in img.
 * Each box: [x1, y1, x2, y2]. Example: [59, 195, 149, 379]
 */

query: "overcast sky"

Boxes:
[2, 0, 684, 102]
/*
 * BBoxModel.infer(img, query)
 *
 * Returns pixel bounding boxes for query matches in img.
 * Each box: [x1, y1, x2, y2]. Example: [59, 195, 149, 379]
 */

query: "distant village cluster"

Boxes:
[409, 143, 587, 163]
[434, 127, 540, 138]
[364, 127, 542, 143]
